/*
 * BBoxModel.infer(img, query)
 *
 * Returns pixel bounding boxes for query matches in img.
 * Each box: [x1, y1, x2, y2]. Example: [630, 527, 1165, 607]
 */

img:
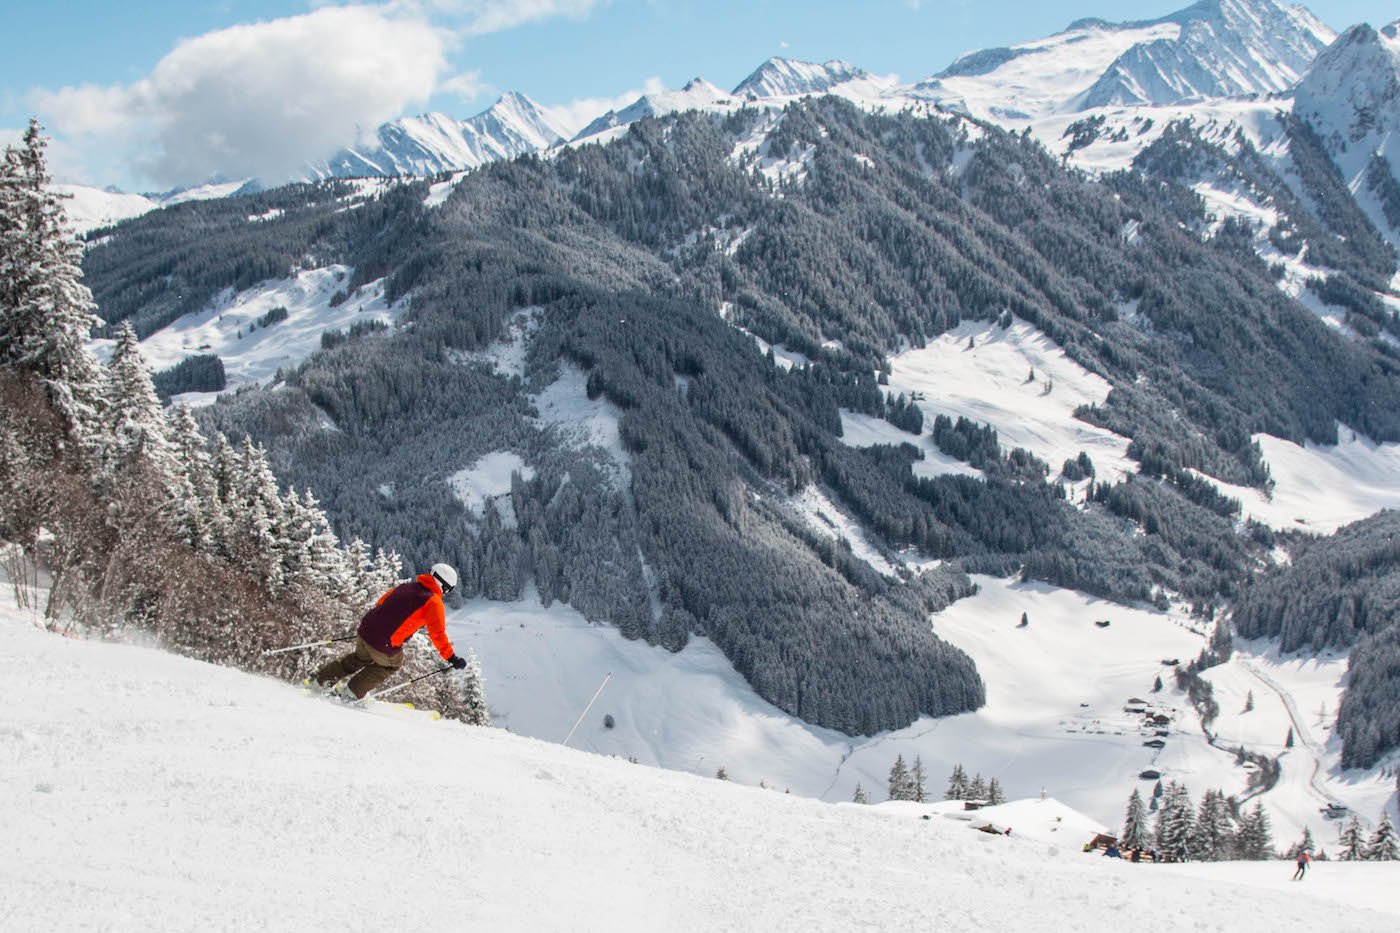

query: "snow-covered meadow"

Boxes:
[90, 266, 403, 406]
[6, 604, 1396, 931]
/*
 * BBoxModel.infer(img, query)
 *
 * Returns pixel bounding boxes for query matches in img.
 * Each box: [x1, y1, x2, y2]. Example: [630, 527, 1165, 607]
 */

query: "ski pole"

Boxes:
[261, 634, 357, 657]
[563, 672, 612, 747]
[368, 664, 454, 701]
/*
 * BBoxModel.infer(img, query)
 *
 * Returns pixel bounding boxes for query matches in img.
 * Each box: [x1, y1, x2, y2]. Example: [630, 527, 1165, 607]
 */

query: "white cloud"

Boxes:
[545, 76, 665, 137]
[441, 69, 488, 102]
[33, 5, 451, 187]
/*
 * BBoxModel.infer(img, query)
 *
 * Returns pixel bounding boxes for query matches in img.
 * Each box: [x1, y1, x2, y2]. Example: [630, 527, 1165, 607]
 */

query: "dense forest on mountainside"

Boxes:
[79, 98, 1400, 736]
[1233, 510, 1400, 768]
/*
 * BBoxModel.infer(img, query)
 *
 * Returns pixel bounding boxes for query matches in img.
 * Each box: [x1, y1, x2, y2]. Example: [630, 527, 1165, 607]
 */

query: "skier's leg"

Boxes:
[314, 651, 366, 685]
[345, 641, 404, 699]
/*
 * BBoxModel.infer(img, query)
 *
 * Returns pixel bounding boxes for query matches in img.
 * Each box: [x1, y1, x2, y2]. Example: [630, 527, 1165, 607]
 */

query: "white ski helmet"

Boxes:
[430, 562, 458, 593]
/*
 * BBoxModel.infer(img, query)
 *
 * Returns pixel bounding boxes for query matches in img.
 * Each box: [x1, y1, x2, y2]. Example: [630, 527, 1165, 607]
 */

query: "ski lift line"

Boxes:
[563, 672, 612, 747]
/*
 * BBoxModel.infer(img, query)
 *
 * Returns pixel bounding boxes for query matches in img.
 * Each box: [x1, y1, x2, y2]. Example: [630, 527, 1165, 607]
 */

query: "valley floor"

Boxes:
[4, 604, 1395, 932]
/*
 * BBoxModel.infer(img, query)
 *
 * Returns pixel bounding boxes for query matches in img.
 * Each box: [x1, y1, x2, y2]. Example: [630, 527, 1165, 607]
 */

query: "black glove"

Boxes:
[448, 654, 467, 670]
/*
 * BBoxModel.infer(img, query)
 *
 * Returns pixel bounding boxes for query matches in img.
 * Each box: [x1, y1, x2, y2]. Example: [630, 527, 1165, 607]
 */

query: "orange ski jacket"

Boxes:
[357, 573, 455, 661]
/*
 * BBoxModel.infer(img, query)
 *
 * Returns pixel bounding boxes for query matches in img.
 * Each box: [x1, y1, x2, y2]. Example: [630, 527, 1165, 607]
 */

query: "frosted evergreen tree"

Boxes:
[0, 121, 104, 444]
[1236, 801, 1273, 860]
[237, 437, 290, 592]
[1338, 814, 1365, 861]
[852, 783, 869, 804]
[967, 773, 988, 801]
[944, 763, 967, 800]
[1285, 826, 1315, 859]
[167, 405, 220, 551]
[344, 536, 375, 606]
[1367, 811, 1399, 861]
[987, 777, 1005, 805]
[1243, 690, 1254, 713]
[715, 766, 730, 781]
[1285, 726, 1294, 748]
[101, 322, 177, 476]
[910, 756, 927, 803]
[369, 547, 403, 598]
[1122, 788, 1150, 851]
[887, 754, 913, 801]
[1154, 782, 1194, 861]
[1192, 789, 1234, 861]
[455, 649, 490, 727]
[299, 490, 355, 602]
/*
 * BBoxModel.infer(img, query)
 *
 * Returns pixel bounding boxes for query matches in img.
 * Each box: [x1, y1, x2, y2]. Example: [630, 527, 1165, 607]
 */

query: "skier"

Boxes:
[1292, 850, 1310, 880]
[315, 563, 468, 699]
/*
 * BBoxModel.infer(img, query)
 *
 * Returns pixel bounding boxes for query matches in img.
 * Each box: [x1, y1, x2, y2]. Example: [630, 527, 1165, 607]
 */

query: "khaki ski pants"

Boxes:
[315, 636, 403, 698]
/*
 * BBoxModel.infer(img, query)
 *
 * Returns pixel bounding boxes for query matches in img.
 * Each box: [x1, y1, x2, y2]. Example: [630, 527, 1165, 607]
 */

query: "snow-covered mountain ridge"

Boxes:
[6, 606, 1396, 930]
[305, 92, 575, 181]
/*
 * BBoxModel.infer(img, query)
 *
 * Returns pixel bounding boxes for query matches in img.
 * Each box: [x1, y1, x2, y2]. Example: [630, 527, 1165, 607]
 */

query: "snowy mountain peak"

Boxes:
[1079, 0, 1335, 109]
[574, 78, 730, 141]
[1293, 21, 1400, 159]
[306, 92, 572, 181]
[732, 57, 870, 98]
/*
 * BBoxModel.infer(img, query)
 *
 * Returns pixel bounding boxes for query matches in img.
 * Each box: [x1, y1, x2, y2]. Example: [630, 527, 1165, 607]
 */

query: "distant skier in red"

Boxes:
[315, 563, 467, 699]
[1292, 851, 1310, 880]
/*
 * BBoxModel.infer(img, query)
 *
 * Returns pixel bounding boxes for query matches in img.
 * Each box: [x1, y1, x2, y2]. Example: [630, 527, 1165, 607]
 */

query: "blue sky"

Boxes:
[4, 0, 1395, 189]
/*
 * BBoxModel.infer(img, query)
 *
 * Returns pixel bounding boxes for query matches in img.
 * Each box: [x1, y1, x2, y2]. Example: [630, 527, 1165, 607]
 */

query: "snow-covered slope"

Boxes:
[89, 266, 402, 406]
[573, 79, 733, 142]
[1081, 0, 1334, 109]
[1293, 20, 1400, 195]
[732, 58, 875, 99]
[307, 93, 575, 180]
[7, 605, 1396, 930]
[914, 0, 1328, 123]
[53, 179, 254, 235]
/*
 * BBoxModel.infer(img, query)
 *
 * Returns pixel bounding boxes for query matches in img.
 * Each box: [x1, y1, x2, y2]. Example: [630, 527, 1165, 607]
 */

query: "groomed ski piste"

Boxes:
[6, 598, 1398, 932]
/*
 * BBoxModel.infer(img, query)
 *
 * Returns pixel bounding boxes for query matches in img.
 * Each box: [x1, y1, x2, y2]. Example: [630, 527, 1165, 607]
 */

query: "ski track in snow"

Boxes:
[5, 604, 1397, 931]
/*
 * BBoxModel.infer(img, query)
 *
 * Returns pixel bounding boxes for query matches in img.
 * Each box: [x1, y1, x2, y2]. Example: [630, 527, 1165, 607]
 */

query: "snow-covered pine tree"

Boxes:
[1191, 789, 1234, 861]
[715, 766, 730, 781]
[1244, 690, 1254, 713]
[852, 783, 869, 804]
[1367, 811, 1399, 861]
[944, 763, 967, 800]
[967, 773, 988, 801]
[369, 546, 403, 597]
[988, 777, 1005, 805]
[452, 649, 490, 726]
[1122, 788, 1150, 850]
[888, 754, 912, 801]
[167, 404, 220, 551]
[299, 489, 356, 602]
[344, 536, 375, 606]
[101, 322, 178, 478]
[0, 121, 104, 446]
[1236, 801, 1274, 860]
[1338, 814, 1365, 861]
[1154, 782, 1194, 861]
[1285, 826, 1315, 860]
[1285, 727, 1294, 748]
[910, 756, 927, 803]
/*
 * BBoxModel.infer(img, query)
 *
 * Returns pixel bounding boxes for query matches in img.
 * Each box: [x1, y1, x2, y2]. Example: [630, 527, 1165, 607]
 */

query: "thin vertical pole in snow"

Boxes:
[563, 672, 612, 747]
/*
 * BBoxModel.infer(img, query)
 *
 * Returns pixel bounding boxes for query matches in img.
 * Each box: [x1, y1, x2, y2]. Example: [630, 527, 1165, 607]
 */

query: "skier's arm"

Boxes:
[425, 600, 455, 662]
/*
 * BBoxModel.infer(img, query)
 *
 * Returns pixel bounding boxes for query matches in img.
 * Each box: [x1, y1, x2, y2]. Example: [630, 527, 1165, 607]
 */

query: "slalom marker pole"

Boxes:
[261, 634, 357, 657]
[563, 672, 612, 747]
[368, 665, 454, 701]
